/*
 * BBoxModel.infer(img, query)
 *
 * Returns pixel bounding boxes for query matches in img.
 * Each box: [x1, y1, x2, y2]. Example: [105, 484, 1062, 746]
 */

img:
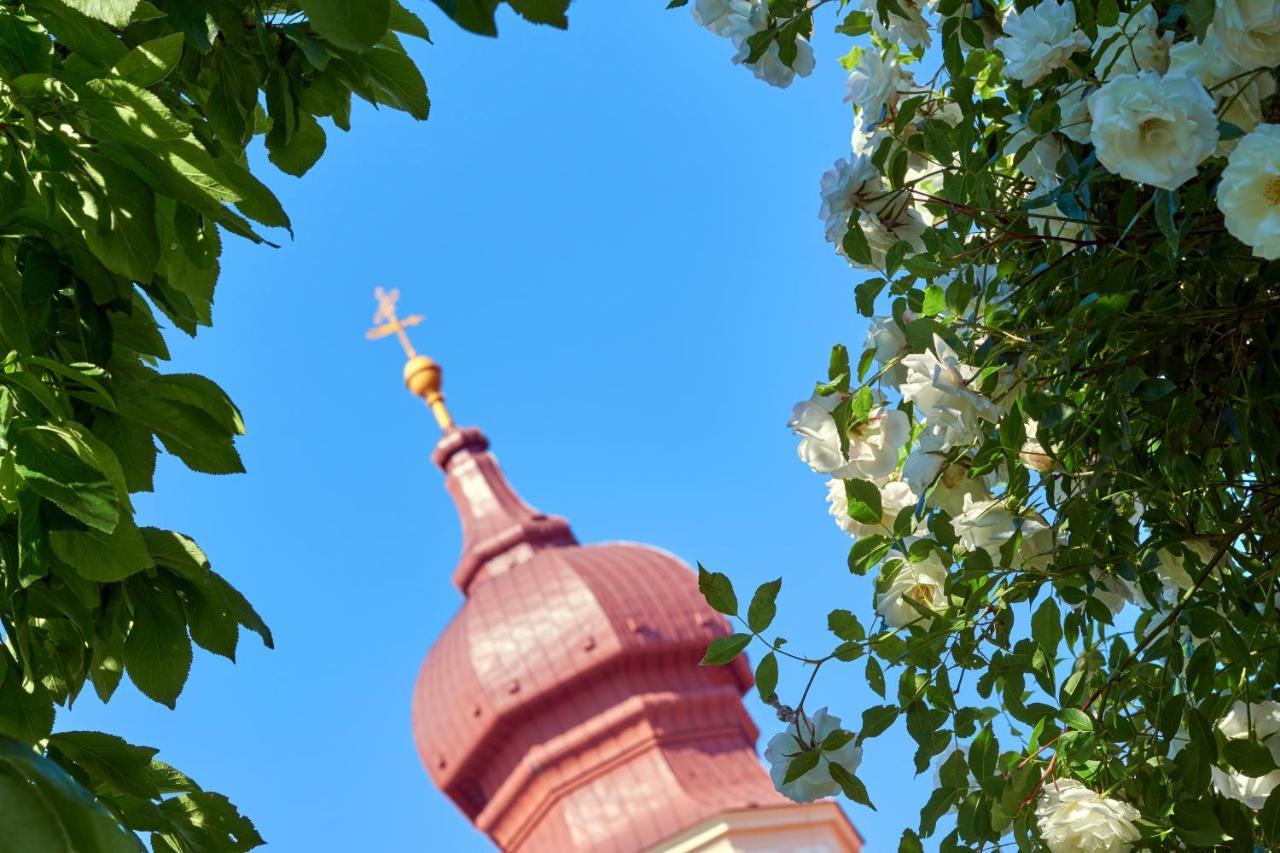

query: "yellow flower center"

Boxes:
[1266, 177, 1280, 207]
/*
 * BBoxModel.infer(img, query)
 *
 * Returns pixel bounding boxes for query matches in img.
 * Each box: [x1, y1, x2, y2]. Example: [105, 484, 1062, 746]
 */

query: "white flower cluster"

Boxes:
[814, 0, 1280, 264]
[689, 0, 814, 88]
[762, 707, 863, 801]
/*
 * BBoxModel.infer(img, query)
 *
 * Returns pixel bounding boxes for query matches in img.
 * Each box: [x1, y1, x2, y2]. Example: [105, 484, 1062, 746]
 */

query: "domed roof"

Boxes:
[413, 539, 753, 791]
[410, 428, 781, 850]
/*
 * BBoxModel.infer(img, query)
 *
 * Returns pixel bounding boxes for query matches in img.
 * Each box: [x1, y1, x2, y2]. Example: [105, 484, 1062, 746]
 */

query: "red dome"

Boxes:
[411, 428, 786, 851]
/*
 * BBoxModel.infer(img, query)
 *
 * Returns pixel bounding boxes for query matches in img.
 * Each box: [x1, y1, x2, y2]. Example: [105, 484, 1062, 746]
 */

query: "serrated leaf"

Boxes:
[783, 748, 821, 784]
[697, 564, 738, 615]
[845, 479, 882, 525]
[755, 652, 778, 701]
[49, 515, 154, 582]
[859, 705, 900, 741]
[700, 633, 751, 666]
[1059, 708, 1093, 732]
[124, 579, 192, 709]
[829, 762, 875, 809]
[301, 0, 391, 51]
[747, 578, 781, 634]
[60, 0, 140, 27]
[111, 31, 183, 86]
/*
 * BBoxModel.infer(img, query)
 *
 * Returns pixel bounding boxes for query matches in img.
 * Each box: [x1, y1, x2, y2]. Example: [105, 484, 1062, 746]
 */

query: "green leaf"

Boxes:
[116, 370, 245, 475]
[845, 479, 882, 525]
[426, 0, 500, 35]
[268, 111, 328, 177]
[843, 223, 874, 266]
[898, 828, 925, 853]
[157, 791, 264, 851]
[828, 762, 875, 809]
[700, 633, 751, 666]
[755, 652, 778, 701]
[49, 515, 154, 582]
[1059, 708, 1094, 733]
[0, 669, 54, 743]
[1031, 597, 1062, 656]
[302, 0, 391, 51]
[859, 705, 900, 741]
[829, 343, 851, 390]
[111, 32, 183, 86]
[124, 579, 193, 708]
[366, 46, 430, 120]
[47, 731, 160, 800]
[390, 2, 432, 41]
[0, 739, 138, 853]
[13, 428, 118, 532]
[921, 284, 946, 317]
[828, 609, 864, 641]
[697, 564, 738, 615]
[866, 657, 885, 697]
[848, 534, 891, 575]
[1173, 799, 1232, 846]
[1225, 738, 1277, 776]
[783, 749, 821, 784]
[855, 278, 885, 317]
[1261, 788, 1280, 841]
[60, 0, 140, 27]
[747, 578, 781, 634]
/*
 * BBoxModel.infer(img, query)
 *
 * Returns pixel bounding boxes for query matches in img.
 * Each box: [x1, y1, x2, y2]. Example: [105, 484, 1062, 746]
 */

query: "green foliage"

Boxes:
[0, 0, 566, 847]
[689, 0, 1280, 847]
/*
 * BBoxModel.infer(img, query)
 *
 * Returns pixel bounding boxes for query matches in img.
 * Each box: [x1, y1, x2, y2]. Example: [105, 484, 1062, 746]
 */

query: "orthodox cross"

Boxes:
[365, 287, 424, 358]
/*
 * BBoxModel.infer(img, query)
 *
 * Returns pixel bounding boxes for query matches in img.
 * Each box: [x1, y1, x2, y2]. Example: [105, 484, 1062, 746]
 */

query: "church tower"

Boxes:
[370, 291, 862, 851]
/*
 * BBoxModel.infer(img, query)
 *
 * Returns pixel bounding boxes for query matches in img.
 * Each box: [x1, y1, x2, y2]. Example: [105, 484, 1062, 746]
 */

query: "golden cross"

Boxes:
[365, 287, 424, 359]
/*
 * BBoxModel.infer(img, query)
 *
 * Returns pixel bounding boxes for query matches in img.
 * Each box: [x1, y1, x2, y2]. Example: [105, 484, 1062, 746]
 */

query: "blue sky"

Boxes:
[63, 3, 942, 849]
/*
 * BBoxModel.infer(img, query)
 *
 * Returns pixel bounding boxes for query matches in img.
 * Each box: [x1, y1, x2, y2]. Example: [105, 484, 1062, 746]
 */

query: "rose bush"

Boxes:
[680, 0, 1280, 848]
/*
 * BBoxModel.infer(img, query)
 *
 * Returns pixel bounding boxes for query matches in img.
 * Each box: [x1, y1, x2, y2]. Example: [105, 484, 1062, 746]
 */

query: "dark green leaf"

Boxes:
[697, 564, 738, 615]
[747, 578, 781, 634]
[700, 633, 751, 666]
[302, 0, 391, 51]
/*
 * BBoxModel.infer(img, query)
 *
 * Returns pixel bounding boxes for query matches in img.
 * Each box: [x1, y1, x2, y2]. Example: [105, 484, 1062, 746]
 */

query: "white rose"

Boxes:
[859, 0, 931, 49]
[860, 194, 928, 269]
[1088, 569, 1135, 615]
[1217, 124, 1280, 261]
[865, 314, 912, 385]
[1034, 203, 1086, 242]
[1057, 83, 1094, 143]
[993, 0, 1090, 85]
[1087, 71, 1218, 190]
[1214, 0, 1280, 70]
[1095, 6, 1171, 78]
[691, 0, 757, 35]
[789, 401, 909, 480]
[734, 33, 815, 89]
[899, 335, 1000, 447]
[819, 154, 884, 246]
[1035, 779, 1141, 853]
[953, 495, 1052, 567]
[825, 477, 921, 538]
[1019, 419, 1055, 472]
[902, 426, 992, 516]
[1169, 34, 1276, 152]
[764, 708, 863, 803]
[846, 49, 916, 132]
[875, 550, 949, 628]
[1007, 116, 1064, 192]
[1211, 700, 1280, 809]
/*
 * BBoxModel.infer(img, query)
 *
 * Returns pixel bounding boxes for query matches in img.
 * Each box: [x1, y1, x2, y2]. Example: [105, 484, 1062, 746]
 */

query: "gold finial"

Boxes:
[366, 287, 454, 430]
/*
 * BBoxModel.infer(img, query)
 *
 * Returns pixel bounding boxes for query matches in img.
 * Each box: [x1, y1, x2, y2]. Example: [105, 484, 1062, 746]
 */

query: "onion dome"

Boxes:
[368, 289, 860, 852]
[411, 427, 785, 850]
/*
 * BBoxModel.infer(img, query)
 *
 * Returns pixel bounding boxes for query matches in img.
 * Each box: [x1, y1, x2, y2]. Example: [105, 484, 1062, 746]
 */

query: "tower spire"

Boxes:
[366, 286, 454, 430]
